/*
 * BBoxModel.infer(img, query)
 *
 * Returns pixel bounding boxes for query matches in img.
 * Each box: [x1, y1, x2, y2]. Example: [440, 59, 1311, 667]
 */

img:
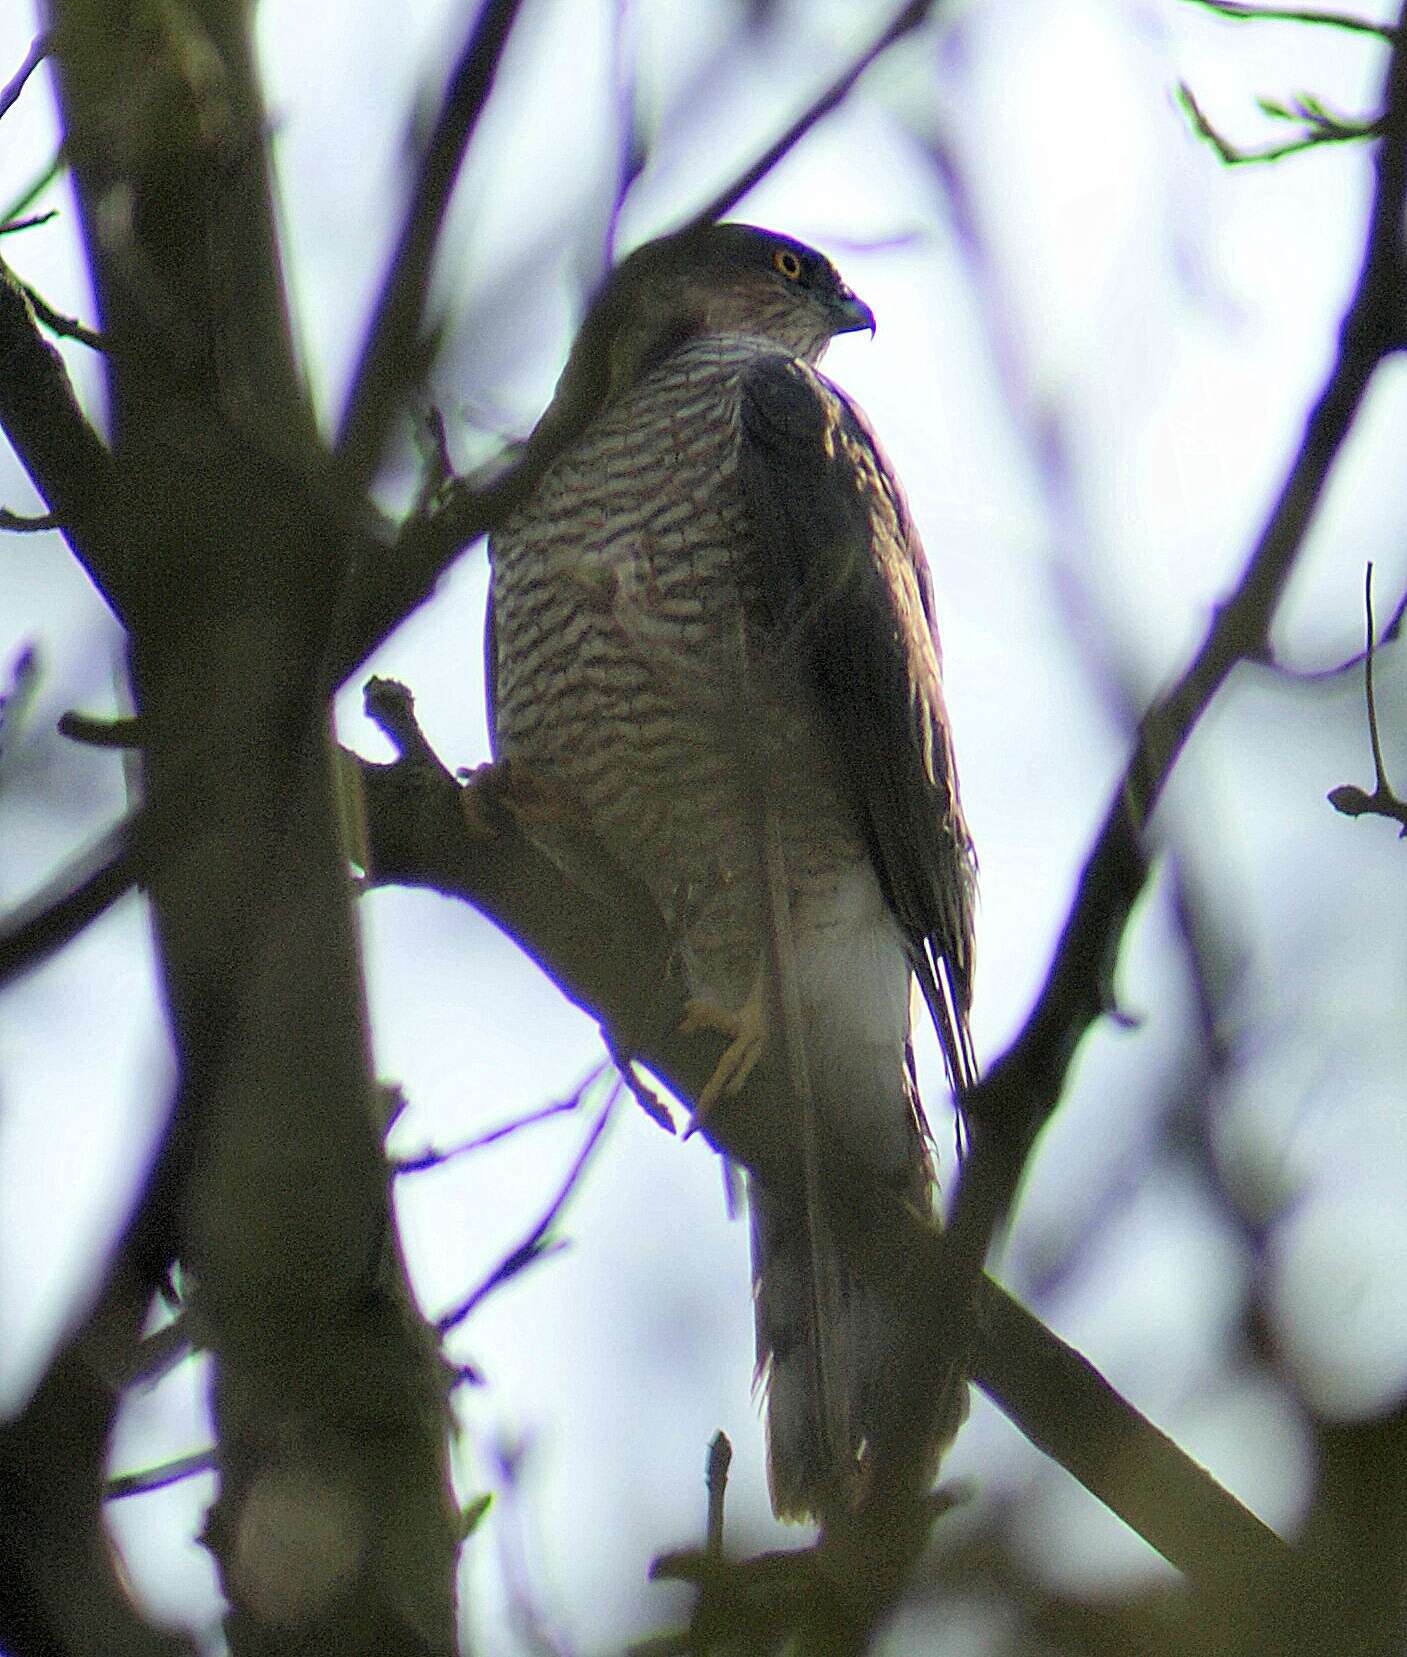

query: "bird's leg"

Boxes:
[678, 960, 770, 1134]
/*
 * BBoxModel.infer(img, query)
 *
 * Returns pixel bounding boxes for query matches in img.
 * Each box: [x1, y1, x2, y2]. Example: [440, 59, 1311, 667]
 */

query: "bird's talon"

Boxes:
[679, 992, 768, 1134]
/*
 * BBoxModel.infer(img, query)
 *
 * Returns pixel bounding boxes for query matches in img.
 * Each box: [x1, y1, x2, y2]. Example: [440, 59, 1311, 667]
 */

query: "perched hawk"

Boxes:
[487, 223, 976, 1522]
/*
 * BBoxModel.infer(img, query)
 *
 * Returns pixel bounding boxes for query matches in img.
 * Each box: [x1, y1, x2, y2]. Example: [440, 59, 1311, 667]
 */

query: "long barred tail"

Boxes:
[741, 849, 973, 1522]
[750, 1180, 851, 1521]
[750, 1159, 967, 1524]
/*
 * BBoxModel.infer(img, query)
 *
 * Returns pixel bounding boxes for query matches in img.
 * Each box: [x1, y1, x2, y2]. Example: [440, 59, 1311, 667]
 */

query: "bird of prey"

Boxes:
[487, 222, 976, 1523]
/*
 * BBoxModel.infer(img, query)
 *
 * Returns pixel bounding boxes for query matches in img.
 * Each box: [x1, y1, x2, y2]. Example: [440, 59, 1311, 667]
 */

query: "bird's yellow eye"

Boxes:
[773, 248, 803, 280]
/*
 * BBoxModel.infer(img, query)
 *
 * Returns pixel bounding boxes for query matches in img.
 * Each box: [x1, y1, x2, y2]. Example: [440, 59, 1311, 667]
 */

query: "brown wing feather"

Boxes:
[736, 354, 977, 1093]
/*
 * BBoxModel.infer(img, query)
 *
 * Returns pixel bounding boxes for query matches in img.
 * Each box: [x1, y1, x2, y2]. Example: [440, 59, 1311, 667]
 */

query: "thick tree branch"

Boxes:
[354, 712, 1290, 1604]
[33, 4, 462, 1650]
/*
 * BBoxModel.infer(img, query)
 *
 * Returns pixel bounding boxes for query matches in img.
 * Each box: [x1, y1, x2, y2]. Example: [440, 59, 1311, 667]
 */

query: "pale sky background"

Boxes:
[2, 2, 1407, 1653]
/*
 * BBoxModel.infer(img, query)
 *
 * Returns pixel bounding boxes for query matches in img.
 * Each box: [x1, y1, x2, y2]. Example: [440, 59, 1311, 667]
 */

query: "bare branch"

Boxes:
[949, 0, 1407, 1269]
[0, 815, 141, 990]
[0, 210, 57, 235]
[436, 1094, 616, 1333]
[1261, 574, 1407, 680]
[0, 256, 125, 619]
[0, 506, 60, 531]
[394, 1071, 603, 1173]
[0, 34, 46, 124]
[1328, 562, 1407, 832]
[1182, 0, 1397, 37]
[17, 276, 104, 348]
[335, 0, 527, 490]
[0, 152, 60, 233]
[687, 0, 937, 229]
[106, 1449, 214, 1503]
[1360, 562, 1392, 794]
[1179, 81, 1380, 166]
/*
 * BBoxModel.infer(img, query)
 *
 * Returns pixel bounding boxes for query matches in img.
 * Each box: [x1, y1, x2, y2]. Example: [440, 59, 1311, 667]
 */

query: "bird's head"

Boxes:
[612, 221, 875, 365]
[534, 223, 873, 451]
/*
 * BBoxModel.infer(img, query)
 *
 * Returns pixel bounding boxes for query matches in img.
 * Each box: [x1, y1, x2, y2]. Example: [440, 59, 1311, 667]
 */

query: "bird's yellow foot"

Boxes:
[679, 984, 768, 1136]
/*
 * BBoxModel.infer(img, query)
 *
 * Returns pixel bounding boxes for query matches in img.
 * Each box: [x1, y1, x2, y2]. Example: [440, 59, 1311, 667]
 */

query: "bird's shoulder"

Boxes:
[736, 355, 922, 565]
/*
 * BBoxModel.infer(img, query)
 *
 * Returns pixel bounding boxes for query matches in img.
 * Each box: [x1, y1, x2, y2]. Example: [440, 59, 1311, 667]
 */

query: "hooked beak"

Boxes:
[831, 286, 876, 337]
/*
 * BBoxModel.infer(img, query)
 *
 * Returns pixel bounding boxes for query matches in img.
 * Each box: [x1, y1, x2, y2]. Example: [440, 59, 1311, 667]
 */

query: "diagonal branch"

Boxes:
[0, 255, 124, 619]
[335, 0, 526, 491]
[0, 34, 46, 124]
[436, 1095, 615, 1333]
[0, 815, 142, 989]
[352, 701, 1292, 1595]
[948, 0, 1407, 1265]
[686, 0, 938, 230]
[1179, 81, 1380, 166]
[18, 274, 104, 348]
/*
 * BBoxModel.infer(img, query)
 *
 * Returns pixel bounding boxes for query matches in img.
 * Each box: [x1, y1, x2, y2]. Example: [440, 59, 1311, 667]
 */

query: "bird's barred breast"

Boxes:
[489, 336, 872, 1002]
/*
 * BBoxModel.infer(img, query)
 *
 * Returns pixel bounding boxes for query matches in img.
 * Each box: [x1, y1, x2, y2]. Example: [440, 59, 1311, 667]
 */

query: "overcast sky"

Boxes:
[3, 2, 1406, 1652]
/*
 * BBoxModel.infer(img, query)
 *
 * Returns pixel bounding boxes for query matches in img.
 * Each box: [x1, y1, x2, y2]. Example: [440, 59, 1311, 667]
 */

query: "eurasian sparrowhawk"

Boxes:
[487, 222, 976, 1522]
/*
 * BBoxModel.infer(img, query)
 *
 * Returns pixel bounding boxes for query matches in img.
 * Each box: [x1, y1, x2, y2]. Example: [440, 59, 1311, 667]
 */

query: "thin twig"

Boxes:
[0, 35, 46, 124]
[19, 279, 104, 349]
[0, 210, 57, 236]
[335, 0, 526, 489]
[688, 0, 937, 228]
[0, 154, 60, 234]
[1182, 0, 1397, 37]
[1263, 575, 1407, 679]
[0, 507, 60, 531]
[706, 1431, 732, 1558]
[0, 253, 124, 618]
[105, 1449, 214, 1503]
[395, 1073, 603, 1174]
[1179, 82, 1380, 166]
[436, 1094, 616, 1332]
[1361, 562, 1389, 789]
[1328, 562, 1407, 831]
